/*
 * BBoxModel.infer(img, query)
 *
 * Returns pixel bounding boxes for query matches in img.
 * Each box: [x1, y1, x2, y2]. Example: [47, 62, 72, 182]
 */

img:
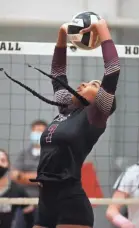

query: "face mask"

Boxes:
[30, 131, 42, 145]
[0, 166, 8, 178]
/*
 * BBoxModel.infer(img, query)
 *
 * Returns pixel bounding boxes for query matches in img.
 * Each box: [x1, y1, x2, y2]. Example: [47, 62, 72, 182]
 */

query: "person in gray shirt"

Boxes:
[12, 119, 48, 197]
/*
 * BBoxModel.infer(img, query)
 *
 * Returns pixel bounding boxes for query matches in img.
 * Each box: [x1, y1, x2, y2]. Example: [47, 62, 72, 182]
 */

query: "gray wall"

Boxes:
[0, 0, 139, 44]
[0, 54, 139, 228]
[0, 27, 138, 45]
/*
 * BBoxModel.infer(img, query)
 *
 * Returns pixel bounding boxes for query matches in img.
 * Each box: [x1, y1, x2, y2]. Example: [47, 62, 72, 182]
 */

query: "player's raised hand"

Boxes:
[80, 19, 107, 34]
[60, 23, 69, 33]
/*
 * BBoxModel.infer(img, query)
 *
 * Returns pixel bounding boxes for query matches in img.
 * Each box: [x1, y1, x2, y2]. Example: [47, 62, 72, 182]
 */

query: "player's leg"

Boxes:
[34, 184, 58, 228]
[57, 192, 94, 228]
[34, 199, 52, 228]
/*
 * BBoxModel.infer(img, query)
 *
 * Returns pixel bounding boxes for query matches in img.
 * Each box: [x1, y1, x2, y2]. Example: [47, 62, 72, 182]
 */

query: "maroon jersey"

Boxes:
[32, 40, 120, 182]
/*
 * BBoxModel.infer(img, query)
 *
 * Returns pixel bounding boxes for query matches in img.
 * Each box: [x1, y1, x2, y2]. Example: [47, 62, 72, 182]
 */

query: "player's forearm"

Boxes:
[94, 20, 120, 94]
[107, 213, 135, 228]
[94, 40, 120, 115]
[51, 26, 73, 113]
[106, 206, 135, 228]
[95, 19, 120, 94]
[96, 20, 111, 42]
[56, 26, 67, 47]
[13, 171, 37, 185]
[51, 27, 67, 81]
[96, 20, 120, 91]
[51, 46, 72, 111]
[21, 172, 37, 185]
[23, 205, 35, 214]
[51, 26, 67, 77]
[106, 205, 121, 221]
[101, 39, 120, 94]
[51, 47, 67, 80]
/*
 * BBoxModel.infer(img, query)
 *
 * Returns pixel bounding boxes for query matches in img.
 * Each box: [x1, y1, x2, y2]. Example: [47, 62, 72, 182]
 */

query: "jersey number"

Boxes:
[46, 124, 58, 143]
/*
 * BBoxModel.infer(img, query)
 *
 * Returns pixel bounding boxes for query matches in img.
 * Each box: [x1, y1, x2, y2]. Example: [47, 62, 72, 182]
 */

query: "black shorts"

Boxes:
[35, 180, 94, 228]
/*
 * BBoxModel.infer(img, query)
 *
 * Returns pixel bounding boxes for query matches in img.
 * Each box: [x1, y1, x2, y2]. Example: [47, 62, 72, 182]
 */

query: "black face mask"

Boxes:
[0, 166, 8, 178]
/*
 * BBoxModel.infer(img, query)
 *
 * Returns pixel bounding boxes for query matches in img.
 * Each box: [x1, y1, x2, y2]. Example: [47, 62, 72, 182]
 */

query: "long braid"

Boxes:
[0, 65, 89, 108]
[28, 65, 89, 106]
[0, 68, 67, 107]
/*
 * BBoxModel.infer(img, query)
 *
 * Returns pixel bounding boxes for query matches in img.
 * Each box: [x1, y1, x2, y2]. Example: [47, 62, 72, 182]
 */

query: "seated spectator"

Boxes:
[12, 119, 48, 197]
[106, 163, 139, 228]
[0, 149, 34, 228]
[11, 119, 47, 228]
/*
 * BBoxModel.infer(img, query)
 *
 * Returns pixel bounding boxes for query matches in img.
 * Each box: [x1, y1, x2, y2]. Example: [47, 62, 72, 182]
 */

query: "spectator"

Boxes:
[106, 163, 139, 228]
[0, 149, 34, 228]
[12, 119, 48, 197]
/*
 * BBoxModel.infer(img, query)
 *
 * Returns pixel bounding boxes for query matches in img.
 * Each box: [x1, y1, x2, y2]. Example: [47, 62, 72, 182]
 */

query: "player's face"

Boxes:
[0, 151, 9, 168]
[73, 80, 101, 106]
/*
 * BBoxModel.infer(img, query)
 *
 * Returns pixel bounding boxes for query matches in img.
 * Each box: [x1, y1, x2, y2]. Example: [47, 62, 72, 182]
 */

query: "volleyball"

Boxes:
[67, 11, 101, 50]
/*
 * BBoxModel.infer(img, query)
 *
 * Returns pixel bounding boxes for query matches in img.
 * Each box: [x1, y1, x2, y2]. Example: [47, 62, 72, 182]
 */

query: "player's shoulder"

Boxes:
[125, 164, 139, 176]
[119, 164, 139, 184]
[114, 164, 139, 187]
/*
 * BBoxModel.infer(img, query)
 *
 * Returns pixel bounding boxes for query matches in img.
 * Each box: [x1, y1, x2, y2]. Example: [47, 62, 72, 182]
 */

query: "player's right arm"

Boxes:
[51, 24, 73, 113]
[11, 151, 37, 186]
[106, 170, 135, 228]
[12, 170, 37, 185]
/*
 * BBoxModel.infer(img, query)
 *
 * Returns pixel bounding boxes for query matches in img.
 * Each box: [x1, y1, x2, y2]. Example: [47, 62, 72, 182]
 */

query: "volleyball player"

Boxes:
[30, 18, 120, 228]
[1, 18, 120, 228]
[106, 163, 139, 228]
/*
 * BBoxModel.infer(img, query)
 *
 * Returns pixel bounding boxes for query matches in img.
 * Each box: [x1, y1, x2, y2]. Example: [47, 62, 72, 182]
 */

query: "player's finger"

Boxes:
[80, 27, 91, 34]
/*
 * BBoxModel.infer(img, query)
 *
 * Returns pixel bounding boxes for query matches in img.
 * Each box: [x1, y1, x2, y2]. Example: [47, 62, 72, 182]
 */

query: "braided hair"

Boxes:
[0, 65, 89, 108]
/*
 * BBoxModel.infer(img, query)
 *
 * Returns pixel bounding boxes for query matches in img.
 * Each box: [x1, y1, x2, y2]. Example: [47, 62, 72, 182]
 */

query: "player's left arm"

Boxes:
[95, 20, 120, 116]
[82, 19, 120, 119]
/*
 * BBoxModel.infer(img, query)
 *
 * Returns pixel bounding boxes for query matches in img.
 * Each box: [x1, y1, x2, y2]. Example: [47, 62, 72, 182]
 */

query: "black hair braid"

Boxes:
[0, 68, 67, 107]
[28, 65, 90, 106]
[0, 64, 90, 108]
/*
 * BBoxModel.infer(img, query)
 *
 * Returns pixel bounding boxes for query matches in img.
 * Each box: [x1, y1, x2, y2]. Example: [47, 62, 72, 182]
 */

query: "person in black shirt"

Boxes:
[31, 19, 120, 228]
[0, 149, 34, 228]
[12, 119, 48, 197]
[1, 18, 120, 228]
